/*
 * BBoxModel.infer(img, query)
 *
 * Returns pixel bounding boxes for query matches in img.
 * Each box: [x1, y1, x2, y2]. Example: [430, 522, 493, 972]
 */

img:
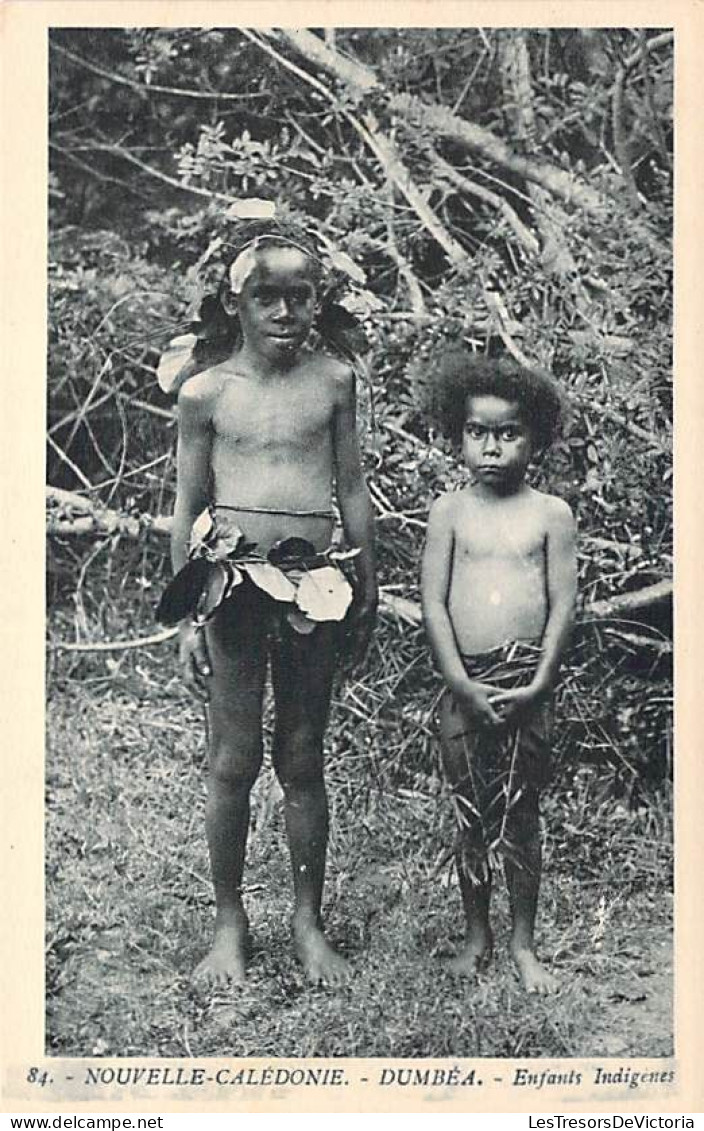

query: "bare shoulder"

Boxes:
[428, 491, 461, 532]
[530, 488, 576, 532]
[309, 352, 356, 403]
[177, 367, 226, 423]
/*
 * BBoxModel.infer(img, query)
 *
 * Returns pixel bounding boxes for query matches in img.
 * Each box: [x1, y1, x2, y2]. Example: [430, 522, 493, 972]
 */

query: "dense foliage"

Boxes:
[48, 26, 673, 784]
[45, 24, 674, 1058]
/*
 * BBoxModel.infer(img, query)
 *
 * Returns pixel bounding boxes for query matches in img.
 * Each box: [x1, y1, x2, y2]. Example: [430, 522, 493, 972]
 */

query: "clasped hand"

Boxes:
[456, 679, 546, 729]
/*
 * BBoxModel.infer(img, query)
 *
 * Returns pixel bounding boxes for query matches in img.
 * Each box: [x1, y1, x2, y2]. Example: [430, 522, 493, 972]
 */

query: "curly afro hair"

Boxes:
[423, 348, 564, 452]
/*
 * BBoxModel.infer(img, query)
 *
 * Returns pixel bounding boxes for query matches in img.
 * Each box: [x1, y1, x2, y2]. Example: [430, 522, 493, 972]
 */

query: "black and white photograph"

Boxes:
[0, 6, 689, 1111]
[43, 21, 675, 1066]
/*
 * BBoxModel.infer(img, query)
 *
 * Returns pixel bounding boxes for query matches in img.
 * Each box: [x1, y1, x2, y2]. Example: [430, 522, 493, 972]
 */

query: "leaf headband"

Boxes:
[227, 235, 325, 294]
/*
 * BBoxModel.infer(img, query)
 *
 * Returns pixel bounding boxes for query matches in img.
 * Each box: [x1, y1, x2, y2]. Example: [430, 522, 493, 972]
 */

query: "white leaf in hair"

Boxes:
[226, 198, 277, 220]
[156, 334, 198, 394]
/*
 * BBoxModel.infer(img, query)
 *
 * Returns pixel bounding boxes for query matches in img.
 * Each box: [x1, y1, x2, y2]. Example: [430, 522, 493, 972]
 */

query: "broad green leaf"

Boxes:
[155, 558, 210, 627]
[317, 235, 366, 284]
[267, 537, 317, 567]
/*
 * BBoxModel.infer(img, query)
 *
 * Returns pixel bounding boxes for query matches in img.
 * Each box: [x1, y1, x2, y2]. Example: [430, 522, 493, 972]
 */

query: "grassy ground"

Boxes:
[46, 647, 673, 1060]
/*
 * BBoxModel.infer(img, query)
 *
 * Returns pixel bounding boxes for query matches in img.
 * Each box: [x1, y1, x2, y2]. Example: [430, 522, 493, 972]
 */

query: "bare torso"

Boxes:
[447, 485, 551, 654]
[199, 349, 345, 552]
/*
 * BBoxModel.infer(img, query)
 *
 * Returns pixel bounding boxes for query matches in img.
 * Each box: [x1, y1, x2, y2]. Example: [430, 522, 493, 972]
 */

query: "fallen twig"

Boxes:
[52, 627, 178, 653]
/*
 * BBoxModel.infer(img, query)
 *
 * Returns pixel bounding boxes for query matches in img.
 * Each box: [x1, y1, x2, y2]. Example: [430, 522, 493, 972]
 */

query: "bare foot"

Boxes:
[511, 944, 558, 994]
[294, 921, 349, 986]
[448, 931, 494, 976]
[193, 913, 250, 988]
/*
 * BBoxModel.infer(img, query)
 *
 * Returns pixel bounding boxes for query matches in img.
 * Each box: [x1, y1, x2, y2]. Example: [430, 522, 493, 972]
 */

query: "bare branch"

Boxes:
[52, 42, 263, 102]
[348, 116, 467, 265]
[268, 27, 667, 257]
[378, 213, 427, 321]
[612, 65, 641, 209]
[586, 580, 672, 621]
[624, 31, 673, 73]
[46, 486, 171, 538]
[246, 29, 468, 266]
[432, 153, 540, 256]
[47, 491, 671, 632]
[52, 627, 178, 653]
[49, 140, 144, 198]
[92, 145, 233, 203]
[47, 437, 93, 489]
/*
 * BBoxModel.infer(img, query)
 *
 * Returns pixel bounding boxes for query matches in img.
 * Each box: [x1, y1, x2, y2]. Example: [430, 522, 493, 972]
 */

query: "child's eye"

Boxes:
[501, 426, 520, 441]
[291, 288, 313, 304]
[465, 424, 485, 439]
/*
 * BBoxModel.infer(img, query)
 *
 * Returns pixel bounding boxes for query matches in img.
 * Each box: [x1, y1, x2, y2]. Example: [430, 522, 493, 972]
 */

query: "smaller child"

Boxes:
[421, 351, 577, 994]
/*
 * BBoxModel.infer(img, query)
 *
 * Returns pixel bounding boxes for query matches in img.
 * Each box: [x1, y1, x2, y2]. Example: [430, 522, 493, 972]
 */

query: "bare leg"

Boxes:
[271, 622, 348, 985]
[439, 693, 494, 975]
[193, 594, 267, 987]
[505, 787, 557, 994]
[451, 846, 494, 975]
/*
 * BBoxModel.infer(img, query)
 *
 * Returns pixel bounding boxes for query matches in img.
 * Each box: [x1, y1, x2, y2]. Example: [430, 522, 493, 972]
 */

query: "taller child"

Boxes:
[160, 221, 377, 986]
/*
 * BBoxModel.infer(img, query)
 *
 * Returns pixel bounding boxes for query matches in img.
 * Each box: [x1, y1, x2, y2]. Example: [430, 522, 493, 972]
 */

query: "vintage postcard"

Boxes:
[1, 0, 702, 1115]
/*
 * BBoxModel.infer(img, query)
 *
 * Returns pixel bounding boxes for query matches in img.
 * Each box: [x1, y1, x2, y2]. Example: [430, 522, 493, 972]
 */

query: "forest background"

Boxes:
[46, 26, 674, 1059]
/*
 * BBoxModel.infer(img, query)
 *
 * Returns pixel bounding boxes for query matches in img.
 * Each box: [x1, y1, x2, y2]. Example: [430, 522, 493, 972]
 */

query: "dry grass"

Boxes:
[46, 628, 672, 1059]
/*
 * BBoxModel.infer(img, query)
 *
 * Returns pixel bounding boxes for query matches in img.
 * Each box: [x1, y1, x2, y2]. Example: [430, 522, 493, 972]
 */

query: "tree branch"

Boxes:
[612, 65, 641, 209]
[585, 580, 672, 621]
[246, 29, 468, 267]
[348, 116, 467, 265]
[269, 27, 667, 258]
[51, 42, 263, 102]
[91, 144, 233, 203]
[46, 486, 171, 538]
[47, 489, 672, 631]
[47, 437, 93, 489]
[52, 627, 178, 653]
[432, 153, 540, 256]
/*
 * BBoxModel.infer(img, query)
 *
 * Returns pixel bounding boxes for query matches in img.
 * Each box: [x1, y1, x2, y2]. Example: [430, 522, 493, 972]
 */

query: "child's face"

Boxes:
[230, 247, 318, 361]
[462, 395, 534, 490]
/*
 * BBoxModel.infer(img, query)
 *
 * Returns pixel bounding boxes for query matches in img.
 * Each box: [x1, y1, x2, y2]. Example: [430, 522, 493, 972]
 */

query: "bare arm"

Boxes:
[421, 496, 502, 726]
[171, 376, 216, 701]
[333, 367, 377, 659]
[333, 367, 376, 603]
[531, 498, 578, 693]
[493, 497, 577, 720]
[171, 379, 214, 573]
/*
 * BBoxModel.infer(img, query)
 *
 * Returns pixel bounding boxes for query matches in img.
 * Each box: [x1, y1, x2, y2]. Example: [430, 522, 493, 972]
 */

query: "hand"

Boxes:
[452, 680, 505, 729]
[489, 682, 547, 725]
[178, 621, 212, 703]
[343, 593, 377, 672]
